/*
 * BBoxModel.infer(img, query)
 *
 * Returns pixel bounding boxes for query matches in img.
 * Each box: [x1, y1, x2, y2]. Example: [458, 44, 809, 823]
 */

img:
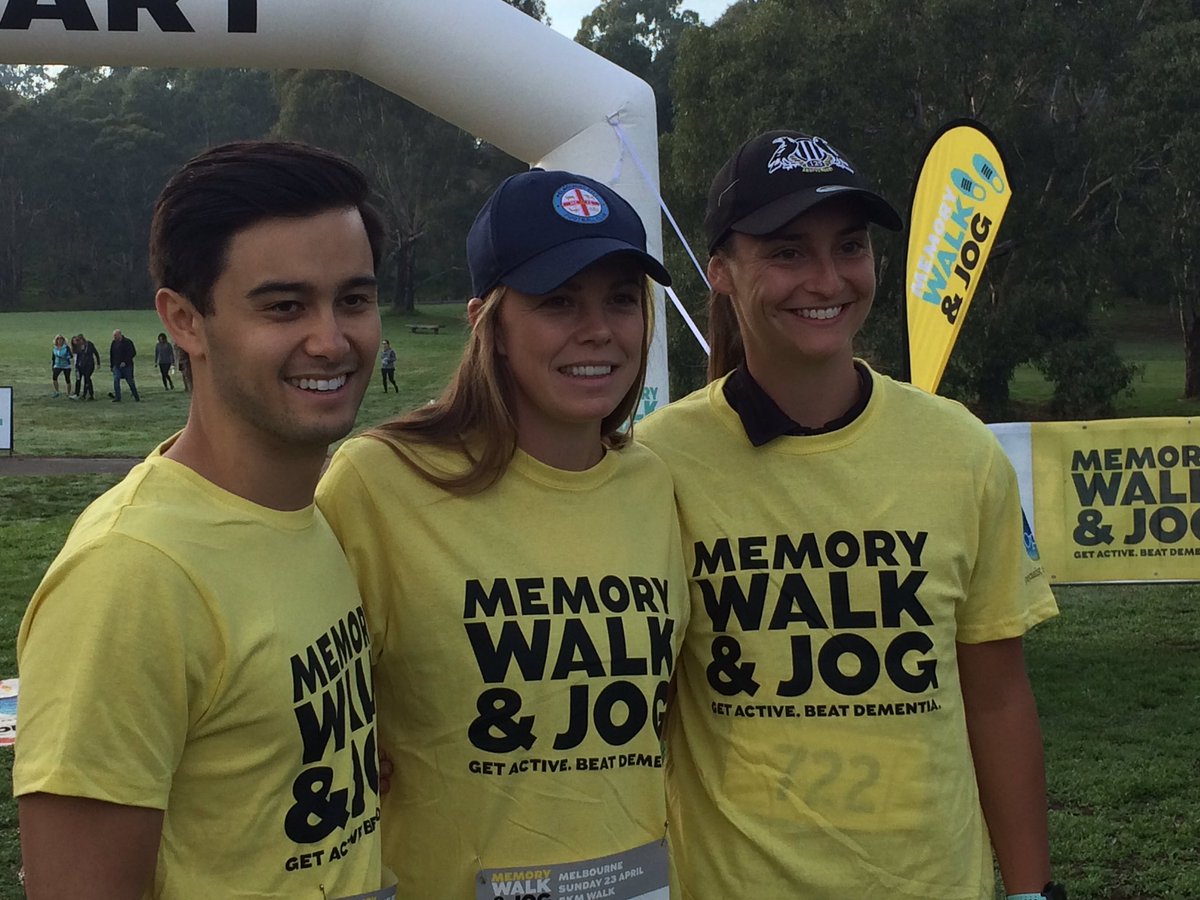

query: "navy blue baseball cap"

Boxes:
[467, 169, 672, 298]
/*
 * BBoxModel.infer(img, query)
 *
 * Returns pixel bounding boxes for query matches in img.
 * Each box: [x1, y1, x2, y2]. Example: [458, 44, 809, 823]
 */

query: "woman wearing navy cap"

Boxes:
[639, 130, 1064, 900]
[318, 169, 684, 898]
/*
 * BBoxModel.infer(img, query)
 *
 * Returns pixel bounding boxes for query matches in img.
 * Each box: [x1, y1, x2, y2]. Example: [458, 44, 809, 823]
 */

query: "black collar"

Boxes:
[723, 362, 873, 447]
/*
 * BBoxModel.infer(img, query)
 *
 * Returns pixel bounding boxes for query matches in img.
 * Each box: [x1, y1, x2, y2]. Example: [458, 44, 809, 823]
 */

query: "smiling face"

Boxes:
[493, 254, 646, 465]
[710, 199, 876, 375]
[186, 207, 380, 458]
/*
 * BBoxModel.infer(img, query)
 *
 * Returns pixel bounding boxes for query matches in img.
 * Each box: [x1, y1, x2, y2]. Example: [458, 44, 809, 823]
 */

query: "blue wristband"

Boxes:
[1007, 894, 1043, 900]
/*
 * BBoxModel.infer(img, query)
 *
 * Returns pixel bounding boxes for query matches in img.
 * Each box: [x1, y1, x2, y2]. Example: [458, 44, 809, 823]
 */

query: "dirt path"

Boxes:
[0, 456, 141, 477]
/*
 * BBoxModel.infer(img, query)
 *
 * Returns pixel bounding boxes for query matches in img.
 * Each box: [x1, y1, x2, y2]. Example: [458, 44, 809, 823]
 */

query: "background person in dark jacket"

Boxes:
[72, 334, 101, 400]
[155, 332, 176, 390]
[109, 329, 140, 402]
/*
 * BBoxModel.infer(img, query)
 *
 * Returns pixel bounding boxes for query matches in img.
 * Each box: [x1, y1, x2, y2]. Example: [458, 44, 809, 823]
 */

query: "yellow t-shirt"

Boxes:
[318, 436, 689, 896]
[15, 441, 390, 899]
[638, 368, 1058, 899]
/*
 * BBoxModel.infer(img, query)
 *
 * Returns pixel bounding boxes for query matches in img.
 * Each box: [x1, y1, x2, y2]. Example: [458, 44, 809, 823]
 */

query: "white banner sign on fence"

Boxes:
[0, 387, 12, 452]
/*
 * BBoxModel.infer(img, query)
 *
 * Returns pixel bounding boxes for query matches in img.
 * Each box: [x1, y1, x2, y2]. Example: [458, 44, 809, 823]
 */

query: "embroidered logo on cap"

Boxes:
[767, 136, 855, 175]
[554, 184, 610, 223]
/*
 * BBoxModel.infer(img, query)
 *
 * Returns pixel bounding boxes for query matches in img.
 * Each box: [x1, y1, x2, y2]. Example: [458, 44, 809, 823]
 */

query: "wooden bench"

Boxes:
[409, 324, 441, 335]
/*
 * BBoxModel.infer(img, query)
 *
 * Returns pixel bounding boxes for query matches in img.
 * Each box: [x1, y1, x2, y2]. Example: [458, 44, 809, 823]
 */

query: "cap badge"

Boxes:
[767, 136, 855, 176]
[554, 184, 610, 224]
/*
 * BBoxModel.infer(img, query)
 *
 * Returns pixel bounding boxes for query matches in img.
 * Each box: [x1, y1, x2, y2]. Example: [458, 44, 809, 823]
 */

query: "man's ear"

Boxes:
[707, 253, 734, 296]
[155, 289, 205, 359]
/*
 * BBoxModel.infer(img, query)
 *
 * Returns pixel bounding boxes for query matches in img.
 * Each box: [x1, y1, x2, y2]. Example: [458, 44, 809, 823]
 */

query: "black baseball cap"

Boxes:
[704, 130, 903, 253]
[467, 169, 672, 298]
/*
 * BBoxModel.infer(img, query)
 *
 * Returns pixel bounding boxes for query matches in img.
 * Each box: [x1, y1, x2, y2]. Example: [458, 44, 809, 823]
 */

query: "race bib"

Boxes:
[476, 840, 667, 900]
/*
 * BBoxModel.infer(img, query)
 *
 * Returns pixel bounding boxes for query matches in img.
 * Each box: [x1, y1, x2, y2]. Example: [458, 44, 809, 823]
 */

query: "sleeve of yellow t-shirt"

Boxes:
[957, 442, 1058, 643]
[15, 535, 218, 809]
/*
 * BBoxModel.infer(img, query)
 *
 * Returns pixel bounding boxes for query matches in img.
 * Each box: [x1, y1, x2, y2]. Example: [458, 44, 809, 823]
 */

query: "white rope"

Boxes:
[608, 115, 712, 357]
[665, 285, 710, 355]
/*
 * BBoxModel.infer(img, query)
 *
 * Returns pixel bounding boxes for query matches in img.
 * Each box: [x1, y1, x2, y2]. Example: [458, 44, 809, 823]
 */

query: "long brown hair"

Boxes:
[368, 275, 655, 495]
[705, 238, 746, 381]
[706, 287, 744, 382]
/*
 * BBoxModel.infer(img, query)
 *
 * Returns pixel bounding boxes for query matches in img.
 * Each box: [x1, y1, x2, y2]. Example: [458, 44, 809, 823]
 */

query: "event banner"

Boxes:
[1029, 418, 1200, 583]
[906, 120, 1011, 393]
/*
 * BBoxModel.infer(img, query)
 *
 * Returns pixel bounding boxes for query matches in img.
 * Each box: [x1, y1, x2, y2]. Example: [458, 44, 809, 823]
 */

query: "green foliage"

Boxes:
[506, 0, 548, 20]
[273, 71, 521, 313]
[1034, 334, 1140, 418]
[0, 64, 52, 98]
[0, 66, 277, 311]
[576, 0, 701, 132]
[1110, 17, 1200, 397]
[1009, 302, 1200, 419]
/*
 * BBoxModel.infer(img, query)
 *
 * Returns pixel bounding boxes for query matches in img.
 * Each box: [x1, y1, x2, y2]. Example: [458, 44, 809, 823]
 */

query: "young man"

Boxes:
[640, 130, 1066, 900]
[15, 141, 395, 899]
[109, 328, 140, 402]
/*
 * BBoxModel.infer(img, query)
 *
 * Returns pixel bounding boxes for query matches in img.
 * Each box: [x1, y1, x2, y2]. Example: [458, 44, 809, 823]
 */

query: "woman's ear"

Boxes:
[469, 296, 507, 357]
[707, 253, 734, 296]
[466, 297, 485, 329]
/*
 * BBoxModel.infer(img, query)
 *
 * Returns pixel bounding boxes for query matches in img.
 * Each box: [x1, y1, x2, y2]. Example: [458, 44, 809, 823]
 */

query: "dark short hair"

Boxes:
[149, 140, 386, 315]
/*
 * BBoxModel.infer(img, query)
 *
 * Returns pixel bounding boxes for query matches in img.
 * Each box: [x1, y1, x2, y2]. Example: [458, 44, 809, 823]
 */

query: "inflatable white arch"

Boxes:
[0, 0, 670, 411]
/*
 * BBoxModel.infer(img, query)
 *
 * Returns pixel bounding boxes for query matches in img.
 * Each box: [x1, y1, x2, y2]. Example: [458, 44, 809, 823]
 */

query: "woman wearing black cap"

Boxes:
[318, 169, 684, 898]
[639, 131, 1064, 900]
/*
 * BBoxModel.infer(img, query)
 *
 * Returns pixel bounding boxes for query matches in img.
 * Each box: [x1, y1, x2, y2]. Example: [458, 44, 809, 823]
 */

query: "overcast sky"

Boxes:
[543, 0, 732, 38]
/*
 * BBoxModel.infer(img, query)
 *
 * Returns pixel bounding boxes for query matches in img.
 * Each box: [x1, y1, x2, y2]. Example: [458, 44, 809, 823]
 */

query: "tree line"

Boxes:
[2, 0, 1197, 414]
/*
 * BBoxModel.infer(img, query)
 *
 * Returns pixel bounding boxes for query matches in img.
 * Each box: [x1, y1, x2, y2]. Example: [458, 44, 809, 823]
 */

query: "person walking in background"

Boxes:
[50, 335, 72, 397]
[15, 140, 394, 899]
[379, 338, 397, 392]
[70, 336, 84, 399]
[639, 129, 1064, 900]
[109, 328, 140, 402]
[175, 341, 192, 392]
[155, 332, 176, 390]
[72, 333, 101, 401]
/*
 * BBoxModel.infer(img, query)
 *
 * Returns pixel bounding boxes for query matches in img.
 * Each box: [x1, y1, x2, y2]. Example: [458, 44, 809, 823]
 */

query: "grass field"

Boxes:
[1, 308, 1198, 898]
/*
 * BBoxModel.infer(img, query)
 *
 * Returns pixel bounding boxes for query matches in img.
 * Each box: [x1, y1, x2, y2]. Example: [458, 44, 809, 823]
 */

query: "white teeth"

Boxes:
[563, 365, 613, 377]
[290, 375, 347, 392]
[797, 305, 843, 320]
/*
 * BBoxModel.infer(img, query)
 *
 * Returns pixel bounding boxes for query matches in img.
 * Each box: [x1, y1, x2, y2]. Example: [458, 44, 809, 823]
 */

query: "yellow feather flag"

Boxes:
[904, 120, 1011, 392]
